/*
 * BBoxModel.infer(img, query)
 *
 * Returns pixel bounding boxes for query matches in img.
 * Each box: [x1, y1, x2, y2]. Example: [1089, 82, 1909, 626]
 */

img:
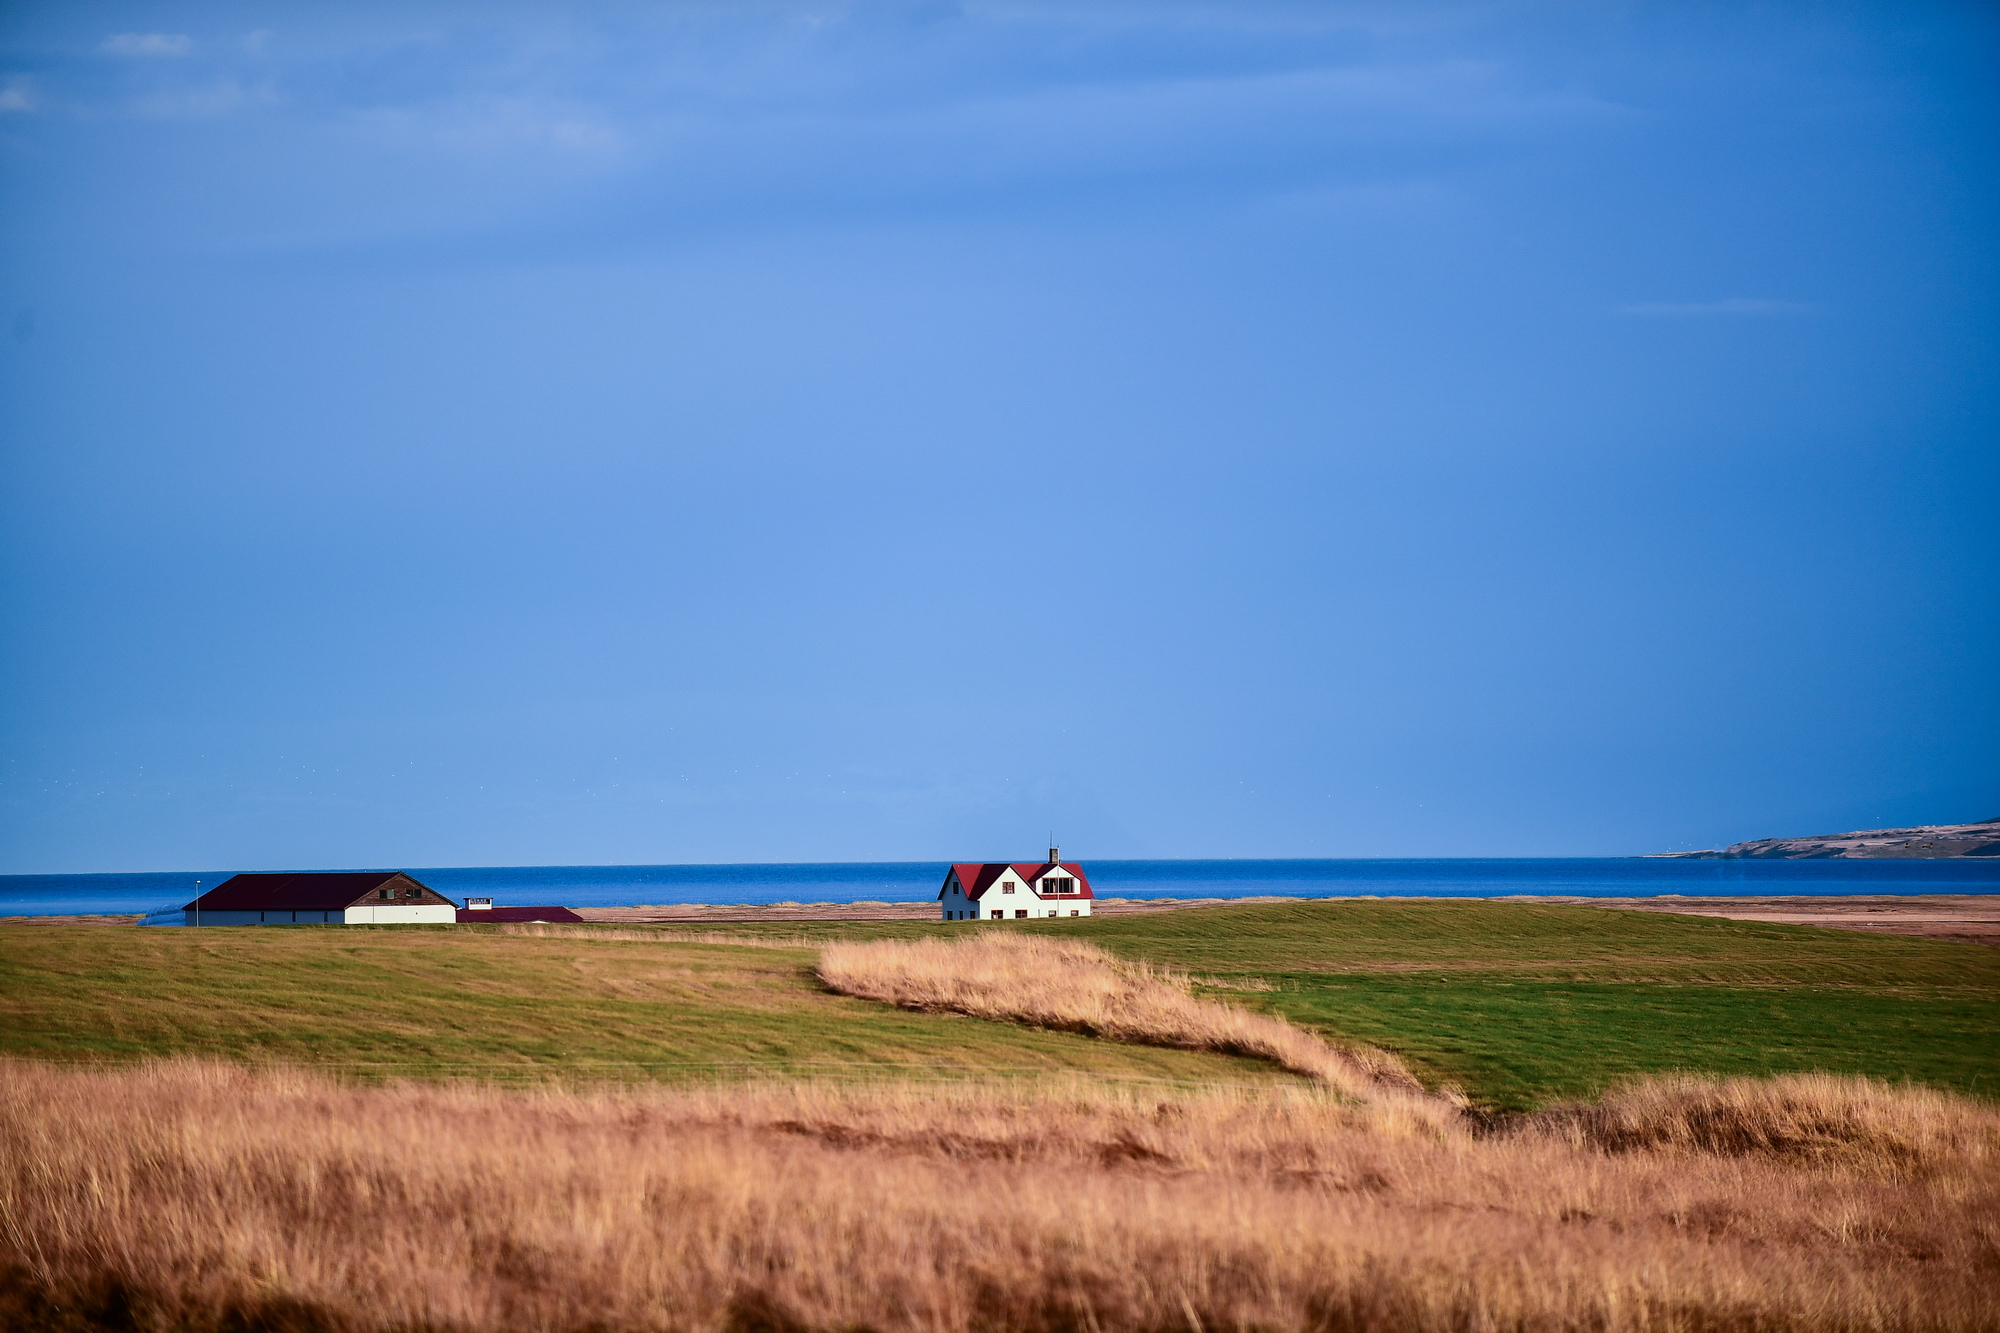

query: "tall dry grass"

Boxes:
[3, 1060, 1998, 1332]
[1539, 1071, 2000, 1175]
[818, 933, 1434, 1107]
[494, 923, 820, 948]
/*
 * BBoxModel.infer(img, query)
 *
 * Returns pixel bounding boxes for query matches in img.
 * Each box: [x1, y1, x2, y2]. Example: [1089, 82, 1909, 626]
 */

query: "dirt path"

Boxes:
[1582, 894, 2000, 946]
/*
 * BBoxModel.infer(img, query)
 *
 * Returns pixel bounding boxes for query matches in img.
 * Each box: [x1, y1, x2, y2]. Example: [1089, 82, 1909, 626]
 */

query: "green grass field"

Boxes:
[4, 901, 1994, 1109]
[584, 902, 2000, 1109]
[0, 922, 1288, 1086]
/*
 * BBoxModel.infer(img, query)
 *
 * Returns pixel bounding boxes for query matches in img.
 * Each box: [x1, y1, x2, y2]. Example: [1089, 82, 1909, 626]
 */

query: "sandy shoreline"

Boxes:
[13, 894, 1997, 945]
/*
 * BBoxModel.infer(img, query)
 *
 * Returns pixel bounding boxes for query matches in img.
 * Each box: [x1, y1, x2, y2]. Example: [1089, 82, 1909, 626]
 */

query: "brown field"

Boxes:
[1599, 895, 2000, 947]
[8, 916, 1998, 1330]
[817, 933, 1435, 1108]
[3, 1060, 1998, 1333]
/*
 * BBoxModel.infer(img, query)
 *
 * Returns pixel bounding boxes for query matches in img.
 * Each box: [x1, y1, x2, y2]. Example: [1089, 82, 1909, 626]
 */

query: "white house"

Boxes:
[182, 871, 459, 926]
[939, 849, 1095, 921]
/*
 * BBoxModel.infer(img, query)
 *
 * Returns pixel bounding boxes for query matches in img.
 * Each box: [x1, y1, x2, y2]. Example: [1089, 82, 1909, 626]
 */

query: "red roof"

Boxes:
[184, 872, 450, 912]
[456, 906, 585, 923]
[938, 861, 1094, 901]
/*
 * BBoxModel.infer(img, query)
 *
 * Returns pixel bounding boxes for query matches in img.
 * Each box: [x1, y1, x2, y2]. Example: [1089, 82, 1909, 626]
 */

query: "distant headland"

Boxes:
[1652, 817, 2000, 859]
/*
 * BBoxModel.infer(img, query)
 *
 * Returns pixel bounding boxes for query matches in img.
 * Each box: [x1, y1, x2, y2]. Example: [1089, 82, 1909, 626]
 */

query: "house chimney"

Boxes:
[1048, 845, 1059, 864]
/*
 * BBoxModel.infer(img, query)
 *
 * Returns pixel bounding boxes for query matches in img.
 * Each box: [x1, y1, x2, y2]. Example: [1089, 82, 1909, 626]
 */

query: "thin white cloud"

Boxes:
[102, 33, 193, 58]
[1619, 299, 1812, 317]
[135, 79, 277, 120]
[0, 77, 37, 113]
[353, 98, 627, 159]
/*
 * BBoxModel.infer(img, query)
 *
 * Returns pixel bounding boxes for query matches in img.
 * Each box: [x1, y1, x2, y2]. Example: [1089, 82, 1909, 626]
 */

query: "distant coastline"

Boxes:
[1651, 818, 2000, 860]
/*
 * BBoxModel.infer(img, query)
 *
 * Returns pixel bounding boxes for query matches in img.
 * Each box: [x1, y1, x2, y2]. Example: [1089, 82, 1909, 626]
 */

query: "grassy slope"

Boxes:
[645, 902, 2000, 1110]
[1082, 902, 2000, 1109]
[0, 924, 1289, 1085]
[6, 901, 1994, 1109]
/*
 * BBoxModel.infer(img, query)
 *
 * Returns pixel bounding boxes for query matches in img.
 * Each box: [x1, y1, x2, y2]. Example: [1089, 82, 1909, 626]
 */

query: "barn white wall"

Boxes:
[343, 904, 457, 924]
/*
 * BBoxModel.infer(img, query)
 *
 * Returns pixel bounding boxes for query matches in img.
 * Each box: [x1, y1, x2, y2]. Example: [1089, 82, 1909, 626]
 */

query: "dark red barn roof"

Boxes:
[184, 872, 451, 912]
[456, 906, 585, 923]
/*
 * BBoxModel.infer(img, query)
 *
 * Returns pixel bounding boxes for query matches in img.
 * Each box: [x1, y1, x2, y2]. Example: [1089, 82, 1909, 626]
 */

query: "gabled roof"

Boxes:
[938, 862, 1094, 901]
[1022, 861, 1094, 898]
[184, 872, 452, 912]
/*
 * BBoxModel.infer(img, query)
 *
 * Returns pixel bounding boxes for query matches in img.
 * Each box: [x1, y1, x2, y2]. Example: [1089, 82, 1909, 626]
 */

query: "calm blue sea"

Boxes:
[3, 857, 1996, 922]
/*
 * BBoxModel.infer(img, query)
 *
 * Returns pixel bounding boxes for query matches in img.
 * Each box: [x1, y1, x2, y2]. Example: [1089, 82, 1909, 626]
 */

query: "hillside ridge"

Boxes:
[1654, 817, 2000, 860]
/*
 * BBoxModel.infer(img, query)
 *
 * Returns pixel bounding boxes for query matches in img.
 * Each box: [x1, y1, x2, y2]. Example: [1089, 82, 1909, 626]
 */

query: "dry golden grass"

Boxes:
[1539, 1071, 2000, 1175]
[818, 933, 1435, 1107]
[4, 1060, 1998, 1332]
[492, 923, 822, 948]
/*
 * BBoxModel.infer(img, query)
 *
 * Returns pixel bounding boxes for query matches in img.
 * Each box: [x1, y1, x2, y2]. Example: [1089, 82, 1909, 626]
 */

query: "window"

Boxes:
[1070, 910, 1079, 917]
[1001, 883, 1015, 893]
[1014, 910, 1028, 919]
[378, 889, 393, 900]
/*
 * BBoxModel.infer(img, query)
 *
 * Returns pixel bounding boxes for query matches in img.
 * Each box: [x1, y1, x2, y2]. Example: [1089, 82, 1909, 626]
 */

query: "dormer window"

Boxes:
[1044, 877, 1075, 894]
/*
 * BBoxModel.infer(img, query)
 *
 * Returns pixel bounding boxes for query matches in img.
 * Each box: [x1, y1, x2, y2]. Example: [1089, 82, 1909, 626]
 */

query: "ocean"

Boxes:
[3, 857, 1996, 922]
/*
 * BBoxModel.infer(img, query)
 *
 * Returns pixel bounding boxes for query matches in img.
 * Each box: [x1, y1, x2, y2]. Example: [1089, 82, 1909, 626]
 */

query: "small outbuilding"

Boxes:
[457, 899, 585, 923]
[183, 872, 458, 926]
[939, 848, 1094, 921]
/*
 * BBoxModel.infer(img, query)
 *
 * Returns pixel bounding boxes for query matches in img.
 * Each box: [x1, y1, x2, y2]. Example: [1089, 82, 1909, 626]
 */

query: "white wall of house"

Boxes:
[343, 904, 457, 924]
[987, 870, 1025, 919]
[940, 877, 969, 920]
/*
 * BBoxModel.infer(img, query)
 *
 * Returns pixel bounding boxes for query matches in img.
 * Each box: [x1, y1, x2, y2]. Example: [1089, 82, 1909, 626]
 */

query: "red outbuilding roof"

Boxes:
[456, 906, 585, 923]
[184, 872, 452, 912]
[939, 861, 1094, 901]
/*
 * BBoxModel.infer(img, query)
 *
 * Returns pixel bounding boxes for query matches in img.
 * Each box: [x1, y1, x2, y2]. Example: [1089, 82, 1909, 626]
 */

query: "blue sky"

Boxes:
[2, 1, 1995, 872]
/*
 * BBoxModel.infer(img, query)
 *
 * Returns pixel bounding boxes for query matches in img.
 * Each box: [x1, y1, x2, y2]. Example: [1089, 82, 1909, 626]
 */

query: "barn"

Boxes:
[182, 872, 459, 926]
[939, 848, 1094, 921]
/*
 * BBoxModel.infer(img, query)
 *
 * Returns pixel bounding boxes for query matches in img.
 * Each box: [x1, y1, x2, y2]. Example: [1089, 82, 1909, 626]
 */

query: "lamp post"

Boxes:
[193, 879, 201, 929]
